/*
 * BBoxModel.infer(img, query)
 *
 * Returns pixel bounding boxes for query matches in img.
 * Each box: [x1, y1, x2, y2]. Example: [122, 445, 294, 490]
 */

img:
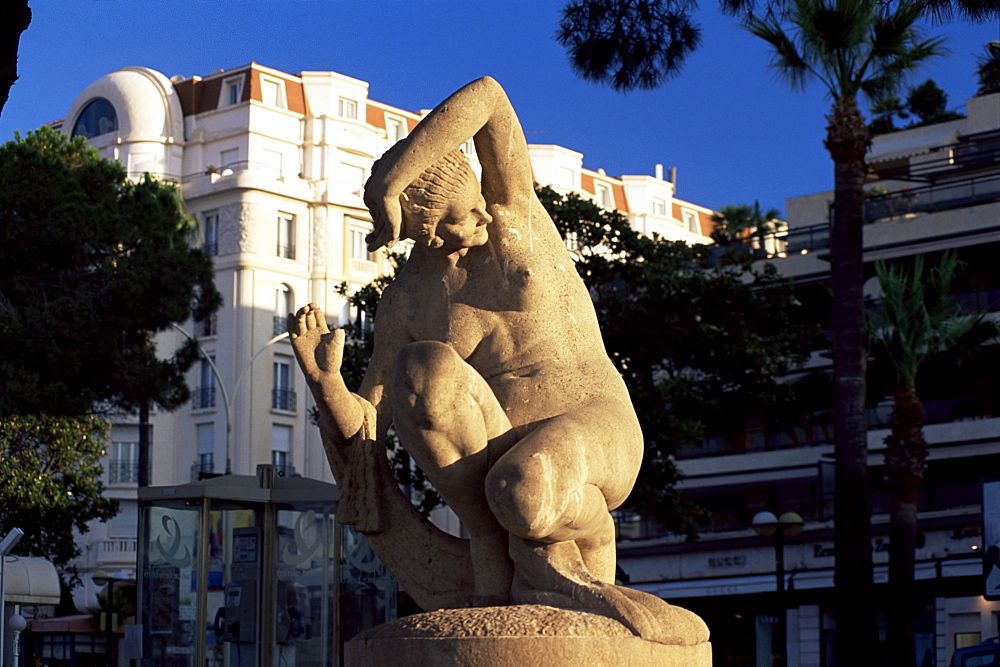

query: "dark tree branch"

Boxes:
[0, 0, 31, 117]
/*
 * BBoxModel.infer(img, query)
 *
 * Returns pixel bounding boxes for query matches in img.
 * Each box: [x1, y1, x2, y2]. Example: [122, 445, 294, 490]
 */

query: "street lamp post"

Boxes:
[752, 510, 804, 667]
[93, 570, 130, 667]
[173, 324, 289, 475]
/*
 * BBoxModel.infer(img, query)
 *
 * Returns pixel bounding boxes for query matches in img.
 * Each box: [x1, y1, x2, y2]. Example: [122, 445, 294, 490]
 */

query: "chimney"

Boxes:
[655, 163, 664, 180]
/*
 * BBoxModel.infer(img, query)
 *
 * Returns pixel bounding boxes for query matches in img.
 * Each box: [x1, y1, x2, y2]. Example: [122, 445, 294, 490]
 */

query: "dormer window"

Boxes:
[596, 183, 613, 209]
[223, 76, 244, 106]
[338, 97, 358, 120]
[652, 197, 666, 217]
[72, 98, 118, 139]
[386, 115, 407, 142]
[682, 209, 700, 234]
[261, 77, 285, 108]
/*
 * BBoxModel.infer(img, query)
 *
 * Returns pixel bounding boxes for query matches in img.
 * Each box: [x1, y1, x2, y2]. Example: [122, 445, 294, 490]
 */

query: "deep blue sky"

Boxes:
[1, 1, 997, 215]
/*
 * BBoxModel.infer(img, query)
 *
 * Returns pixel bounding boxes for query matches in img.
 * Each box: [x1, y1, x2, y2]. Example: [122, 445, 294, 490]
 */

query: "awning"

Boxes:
[4, 556, 60, 605]
[868, 122, 962, 164]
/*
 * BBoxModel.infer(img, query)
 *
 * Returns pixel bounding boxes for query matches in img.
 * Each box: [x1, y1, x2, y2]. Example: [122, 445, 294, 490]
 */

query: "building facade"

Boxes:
[616, 90, 1000, 666]
[55, 63, 715, 613]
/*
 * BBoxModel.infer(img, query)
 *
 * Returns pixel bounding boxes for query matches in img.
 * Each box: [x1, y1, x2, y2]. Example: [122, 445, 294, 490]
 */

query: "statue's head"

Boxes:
[400, 150, 491, 250]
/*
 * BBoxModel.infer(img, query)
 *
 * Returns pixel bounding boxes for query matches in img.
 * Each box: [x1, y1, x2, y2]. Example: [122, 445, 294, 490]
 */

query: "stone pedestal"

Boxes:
[345, 605, 711, 666]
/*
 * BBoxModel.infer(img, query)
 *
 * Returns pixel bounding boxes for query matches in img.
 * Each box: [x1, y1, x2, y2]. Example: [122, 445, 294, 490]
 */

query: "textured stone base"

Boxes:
[345, 605, 712, 666]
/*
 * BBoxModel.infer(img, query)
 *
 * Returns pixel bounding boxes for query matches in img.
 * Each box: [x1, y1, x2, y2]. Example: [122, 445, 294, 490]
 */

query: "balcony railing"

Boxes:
[736, 169, 1000, 256]
[193, 387, 216, 409]
[678, 394, 992, 460]
[865, 172, 1000, 222]
[272, 388, 296, 411]
[277, 243, 296, 260]
[107, 459, 139, 485]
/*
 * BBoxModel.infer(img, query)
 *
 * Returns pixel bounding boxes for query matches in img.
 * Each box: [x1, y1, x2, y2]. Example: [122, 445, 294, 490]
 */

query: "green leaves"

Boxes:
[557, 0, 702, 92]
[0, 414, 117, 581]
[0, 127, 222, 416]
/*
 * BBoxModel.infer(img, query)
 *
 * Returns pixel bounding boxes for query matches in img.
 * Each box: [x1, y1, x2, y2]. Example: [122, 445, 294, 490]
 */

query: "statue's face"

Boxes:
[435, 176, 491, 250]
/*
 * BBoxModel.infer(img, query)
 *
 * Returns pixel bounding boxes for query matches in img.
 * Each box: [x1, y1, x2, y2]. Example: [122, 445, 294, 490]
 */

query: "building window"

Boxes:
[263, 149, 283, 179]
[387, 116, 407, 143]
[261, 77, 285, 108]
[338, 97, 358, 120]
[274, 284, 293, 335]
[348, 223, 376, 274]
[196, 313, 218, 338]
[596, 183, 613, 209]
[203, 211, 219, 256]
[272, 424, 292, 476]
[72, 98, 118, 139]
[652, 198, 666, 217]
[342, 163, 366, 197]
[563, 230, 581, 253]
[196, 423, 214, 476]
[277, 213, 295, 259]
[108, 441, 139, 484]
[272, 356, 295, 411]
[682, 209, 700, 234]
[195, 356, 216, 409]
[559, 167, 576, 190]
[221, 148, 239, 170]
[223, 76, 244, 106]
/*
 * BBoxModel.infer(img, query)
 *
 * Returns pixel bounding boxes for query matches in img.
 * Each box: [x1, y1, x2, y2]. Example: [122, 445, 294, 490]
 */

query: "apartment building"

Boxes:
[616, 89, 1000, 666]
[55, 63, 714, 614]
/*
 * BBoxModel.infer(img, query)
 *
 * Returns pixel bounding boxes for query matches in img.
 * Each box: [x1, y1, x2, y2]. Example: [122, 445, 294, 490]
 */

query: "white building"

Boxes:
[55, 62, 715, 608]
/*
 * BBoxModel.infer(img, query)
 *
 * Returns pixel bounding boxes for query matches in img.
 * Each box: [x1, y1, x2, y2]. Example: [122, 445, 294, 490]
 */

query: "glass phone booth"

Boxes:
[137, 465, 396, 667]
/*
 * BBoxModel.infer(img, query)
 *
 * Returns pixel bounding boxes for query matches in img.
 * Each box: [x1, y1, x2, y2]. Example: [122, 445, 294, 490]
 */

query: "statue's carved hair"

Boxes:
[401, 149, 477, 246]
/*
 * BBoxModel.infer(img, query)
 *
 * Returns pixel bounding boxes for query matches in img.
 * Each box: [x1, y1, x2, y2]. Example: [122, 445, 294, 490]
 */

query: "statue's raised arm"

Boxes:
[363, 76, 533, 252]
[292, 77, 710, 654]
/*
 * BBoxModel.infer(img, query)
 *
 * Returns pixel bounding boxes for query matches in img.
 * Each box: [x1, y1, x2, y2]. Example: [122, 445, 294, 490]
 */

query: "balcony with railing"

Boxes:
[193, 386, 216, 410]
[678, 391, 994, 461]
[744, 145, 1000, 257]
[107, 459, 139, 485]
[272, 388, 296, 411]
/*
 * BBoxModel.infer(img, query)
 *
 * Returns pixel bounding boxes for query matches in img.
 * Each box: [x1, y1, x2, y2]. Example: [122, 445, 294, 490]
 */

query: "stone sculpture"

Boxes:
[289, 76, 709, 657]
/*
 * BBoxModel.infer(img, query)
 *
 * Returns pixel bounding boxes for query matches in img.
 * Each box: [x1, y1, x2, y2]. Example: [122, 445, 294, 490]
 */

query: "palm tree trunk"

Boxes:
[825, 94, 877, 663]
[885, 384, 927, 667]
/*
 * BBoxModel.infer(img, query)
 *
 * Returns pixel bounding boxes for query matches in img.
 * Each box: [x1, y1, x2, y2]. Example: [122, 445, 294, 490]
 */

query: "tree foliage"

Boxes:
[0, 414, 117, 580]
[0, 127, 222, 416]
[976, 40, 1000, 94]
[557, 0, 702, 92]
[557, 0, 997, 94]
[538, 185, 814, 535]
[709, 201, 782, 245]
[867, 252, 1000, 664]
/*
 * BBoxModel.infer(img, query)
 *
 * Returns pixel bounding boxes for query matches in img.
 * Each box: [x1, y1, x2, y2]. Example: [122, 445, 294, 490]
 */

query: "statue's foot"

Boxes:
[509, 538, 708, 646]
[514, 580, 707, 646]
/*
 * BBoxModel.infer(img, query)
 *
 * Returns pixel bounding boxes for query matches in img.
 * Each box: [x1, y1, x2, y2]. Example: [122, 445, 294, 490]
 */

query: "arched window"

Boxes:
[72, 98, 119, 139]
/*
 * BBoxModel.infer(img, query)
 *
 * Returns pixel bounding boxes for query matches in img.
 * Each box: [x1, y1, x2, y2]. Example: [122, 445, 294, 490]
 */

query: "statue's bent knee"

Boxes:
[485, 454, 568, 541]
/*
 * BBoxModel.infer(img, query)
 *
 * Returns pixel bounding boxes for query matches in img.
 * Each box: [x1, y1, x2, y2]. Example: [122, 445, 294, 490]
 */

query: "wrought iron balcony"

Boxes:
[193, 386, 216, 409]
[272, 388, 296, 411]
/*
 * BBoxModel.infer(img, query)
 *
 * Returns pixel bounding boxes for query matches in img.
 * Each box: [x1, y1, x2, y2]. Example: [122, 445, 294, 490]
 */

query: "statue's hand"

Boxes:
[363, 142, 407, 251]
[288, 303, 345, 385]
[363, 189, 404, 252]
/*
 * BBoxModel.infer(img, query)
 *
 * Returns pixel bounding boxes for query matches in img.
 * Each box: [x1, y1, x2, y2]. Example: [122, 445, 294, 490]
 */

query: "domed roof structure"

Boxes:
[64, 66, 184, 144]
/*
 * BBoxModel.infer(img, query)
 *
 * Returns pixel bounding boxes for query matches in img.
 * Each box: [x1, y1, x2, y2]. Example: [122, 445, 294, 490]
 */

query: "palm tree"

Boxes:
[868, 253, 999, 666]
[709, 201, 782, 246]
[744, 2, 945, 660]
